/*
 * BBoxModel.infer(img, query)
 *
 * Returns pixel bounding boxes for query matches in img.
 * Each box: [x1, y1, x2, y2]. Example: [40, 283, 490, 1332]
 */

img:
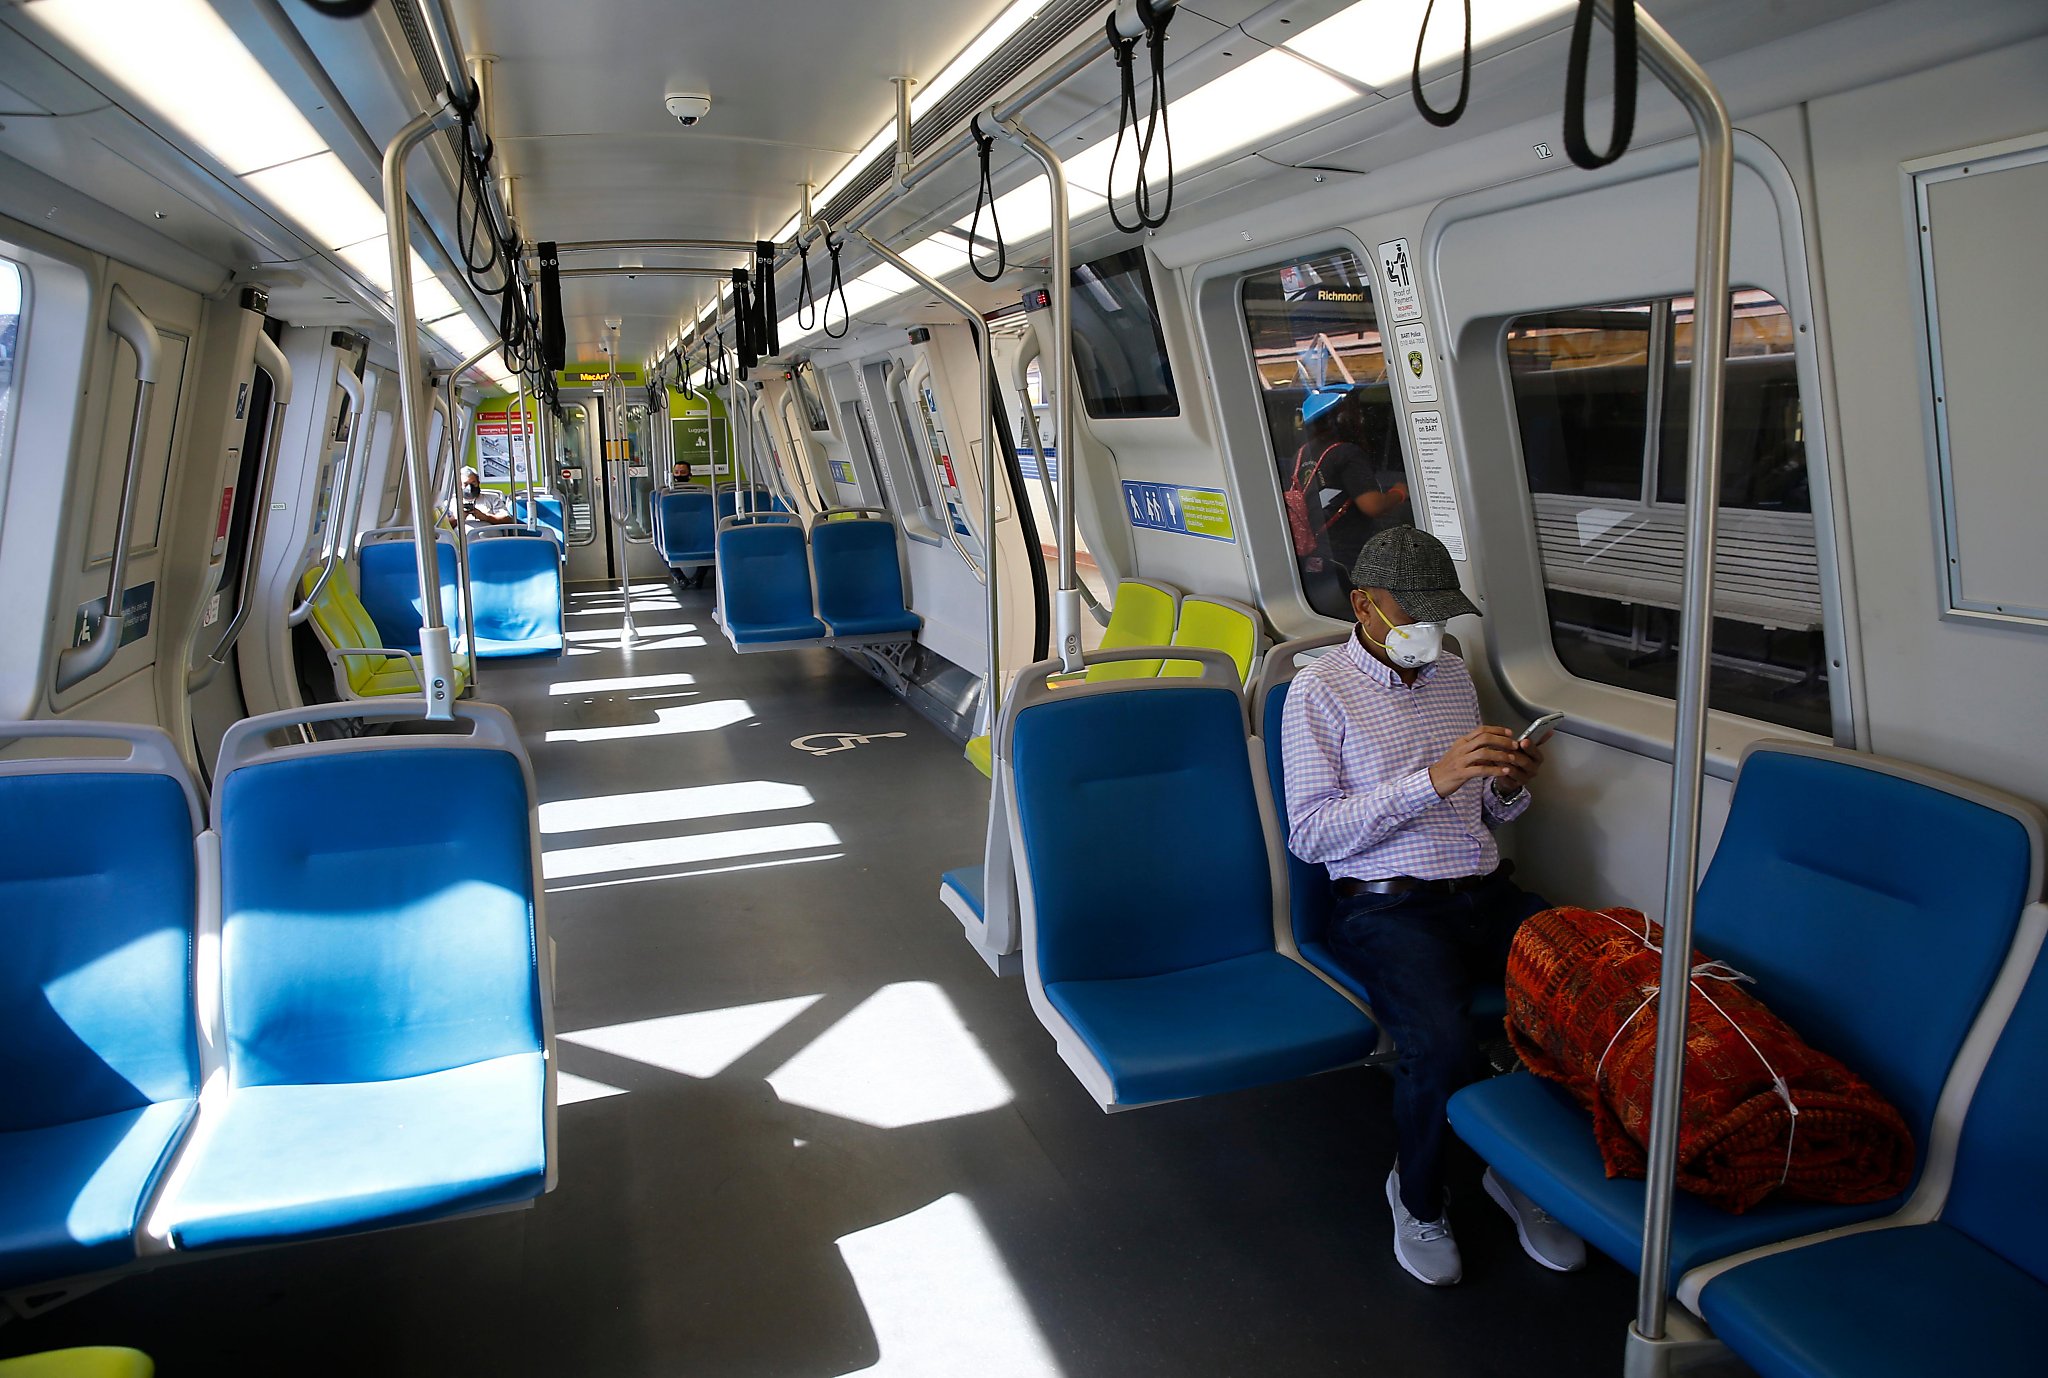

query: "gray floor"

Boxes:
[6, 579, 1645, 1376]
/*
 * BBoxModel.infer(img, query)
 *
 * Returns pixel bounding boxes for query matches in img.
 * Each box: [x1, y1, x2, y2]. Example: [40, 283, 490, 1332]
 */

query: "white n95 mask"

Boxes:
[1367, 599, 1446, 668]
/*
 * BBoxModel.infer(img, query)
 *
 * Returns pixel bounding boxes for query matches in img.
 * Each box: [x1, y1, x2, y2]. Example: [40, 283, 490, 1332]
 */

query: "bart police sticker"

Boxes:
[1395, 322, 1439, 405]
[1376, 238, 1422, 323]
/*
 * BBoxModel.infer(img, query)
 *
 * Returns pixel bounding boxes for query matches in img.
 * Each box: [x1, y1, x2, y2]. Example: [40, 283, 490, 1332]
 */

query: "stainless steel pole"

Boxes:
[1618, 0, 1734, 1353]
[994, 114, 1080, 671]
[857, 231, 997, 731]
[384, 103, 463, 718]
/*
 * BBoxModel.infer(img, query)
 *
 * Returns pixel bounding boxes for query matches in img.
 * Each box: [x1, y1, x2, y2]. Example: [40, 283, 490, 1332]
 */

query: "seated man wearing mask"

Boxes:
[452, 465, 516, 527]
[1280, 525, 1585, 1286]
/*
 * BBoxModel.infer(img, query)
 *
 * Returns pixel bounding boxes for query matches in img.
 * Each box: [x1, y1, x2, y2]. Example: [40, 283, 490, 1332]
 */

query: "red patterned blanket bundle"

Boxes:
[1503, 906, 1915, 1214]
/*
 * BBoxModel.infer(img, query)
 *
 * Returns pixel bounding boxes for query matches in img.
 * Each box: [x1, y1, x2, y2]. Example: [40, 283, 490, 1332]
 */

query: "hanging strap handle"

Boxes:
[967, 119, 1007, 284]
[796, 238, 817, 331]
[1411, 0, 1472, 128]
[1563, 0, 1639, 169]
[757, 240, 780, 357]
[822, 231, 852, 338]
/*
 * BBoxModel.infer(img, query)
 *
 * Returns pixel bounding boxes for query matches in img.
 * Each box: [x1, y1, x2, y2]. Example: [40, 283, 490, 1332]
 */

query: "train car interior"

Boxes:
[1, 0, 2045, 1374]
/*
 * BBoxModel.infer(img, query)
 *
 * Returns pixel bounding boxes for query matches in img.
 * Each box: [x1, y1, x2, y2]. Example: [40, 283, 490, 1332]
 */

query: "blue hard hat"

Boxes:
[1300, 387, 1351, 425]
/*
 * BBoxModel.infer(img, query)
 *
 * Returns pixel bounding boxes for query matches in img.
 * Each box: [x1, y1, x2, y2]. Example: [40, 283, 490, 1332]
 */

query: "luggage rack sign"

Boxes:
[1121, 481, 1236, 544]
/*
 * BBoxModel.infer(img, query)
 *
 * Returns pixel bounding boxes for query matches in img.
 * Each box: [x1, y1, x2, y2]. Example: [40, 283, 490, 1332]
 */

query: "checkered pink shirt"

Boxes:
[1281, 634, 1530, 883]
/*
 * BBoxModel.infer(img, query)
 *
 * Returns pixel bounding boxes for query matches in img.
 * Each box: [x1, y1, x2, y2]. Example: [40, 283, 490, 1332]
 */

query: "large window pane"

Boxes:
[1508, 291, 1829, 735]
[556, 404, 596, 544]
[1241, 249, 1413, 619]
[0, 258, 20, 484]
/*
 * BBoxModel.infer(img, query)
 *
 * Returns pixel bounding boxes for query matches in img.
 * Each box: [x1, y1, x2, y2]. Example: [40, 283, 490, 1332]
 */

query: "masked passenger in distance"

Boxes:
[1286, 387, 1410, 582]
[451, 465, 516, 527]
[1280, 526, 1586, 1287]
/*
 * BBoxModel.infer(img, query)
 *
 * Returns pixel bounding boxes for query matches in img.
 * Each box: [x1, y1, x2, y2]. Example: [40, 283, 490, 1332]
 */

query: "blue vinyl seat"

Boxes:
[0, 724, 200, 1294]
[713, 517, 825, 651]
[1447, 743, 2043, 1289]
[1250, 634, 1503, 1030]
[1694, 906, 2048, 1377]
[1003, 649, 1378, 1108]
[810, 514, 921, 642]
[156, 703, 554, 1252]
[466, 534, 564, 658]
[939, 866, 985, 923]
[513, 493, 565, 545]
[654, 488, 715, 572]
[355, 534, 462, 653]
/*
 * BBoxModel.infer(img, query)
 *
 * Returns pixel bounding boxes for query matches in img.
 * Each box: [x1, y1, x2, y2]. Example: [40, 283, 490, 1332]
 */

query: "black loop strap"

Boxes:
[1564, 0, 1638, 169]
[714, 330, 730, 386]
[299, 0, 380, 15]
[1107, 4, 1175, 232]
[796, 239, 817, 331]
[822, 232, 852, 338]
[757, 241, 780, 357]
[1412, 0, 1472, 128]
[968, 120, 1007, 284]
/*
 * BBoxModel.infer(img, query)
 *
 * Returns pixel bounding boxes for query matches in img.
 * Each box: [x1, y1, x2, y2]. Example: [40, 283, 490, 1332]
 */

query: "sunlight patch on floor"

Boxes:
[540, 820, 841, 879]
[567, 623, 699, 642]
[836, 1193, 1064, 1377]
[540, 780, 815, 834]
[548, 671, 698, 695]
[561, 994, 823, 1079]
[543, 698, 753, 743]
[556, 1071, 628, 1106]
[543, 851, 843, 894]
[768, 982, 1013, 1130]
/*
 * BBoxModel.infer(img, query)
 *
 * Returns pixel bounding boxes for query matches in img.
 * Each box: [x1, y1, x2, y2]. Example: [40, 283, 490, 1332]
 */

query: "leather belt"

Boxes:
[1333, 863, 1508, 900]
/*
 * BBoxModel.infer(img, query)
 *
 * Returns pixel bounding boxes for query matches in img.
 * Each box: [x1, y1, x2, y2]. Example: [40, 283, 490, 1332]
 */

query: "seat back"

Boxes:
[1007, 651, 1270, 986]
[1085, 578, 1179, 681]
[214, 705, 546, 1088]
[716, 519, 820, 635]
[655, 488, 716, 563]
[1251, 633, 1351, 958]
[1695, 744, 2044, 1159]
[810, 516, 911, 628]
[0, 723, 199, 1131]
[467, 535, 564, 655]
[1161, 595, 1261, 684]
[301, 565, 389, 696]
[715, 489, 739, 523]
[1942, 930, 2048, 1282]
[356, 536, 460, 653]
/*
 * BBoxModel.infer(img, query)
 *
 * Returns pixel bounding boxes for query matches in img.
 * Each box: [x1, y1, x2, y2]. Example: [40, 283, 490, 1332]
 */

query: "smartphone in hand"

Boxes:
[1518, 711, 1565, 748]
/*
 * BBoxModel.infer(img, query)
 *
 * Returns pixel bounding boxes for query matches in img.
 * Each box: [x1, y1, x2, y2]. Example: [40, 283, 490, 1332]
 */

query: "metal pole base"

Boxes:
[1624, 1313, 1733, 1378]
[1055, 587, 1083, 672]
[420, 629, 458, 721]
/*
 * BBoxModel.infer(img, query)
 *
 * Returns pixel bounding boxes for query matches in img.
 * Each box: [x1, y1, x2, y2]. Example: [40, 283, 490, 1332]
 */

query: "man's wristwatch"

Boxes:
[1490, 779, 1525, 802]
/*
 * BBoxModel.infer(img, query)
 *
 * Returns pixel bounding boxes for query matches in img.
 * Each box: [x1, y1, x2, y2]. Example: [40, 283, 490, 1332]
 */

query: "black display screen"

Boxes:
[1070, 247, 1178, 419]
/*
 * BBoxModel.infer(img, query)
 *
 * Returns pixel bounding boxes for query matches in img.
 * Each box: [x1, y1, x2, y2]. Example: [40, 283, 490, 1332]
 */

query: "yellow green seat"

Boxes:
[1160, 595, 1262, 686]
[300, 566, 471, 700]
[0, 1351, 153, 1378]
[965, 733, 994, 779]
[1085, 578, 1181, 681]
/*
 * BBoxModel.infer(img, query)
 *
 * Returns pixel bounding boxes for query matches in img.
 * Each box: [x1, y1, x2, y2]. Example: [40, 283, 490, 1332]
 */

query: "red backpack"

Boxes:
[1284, 443, 1351, 573]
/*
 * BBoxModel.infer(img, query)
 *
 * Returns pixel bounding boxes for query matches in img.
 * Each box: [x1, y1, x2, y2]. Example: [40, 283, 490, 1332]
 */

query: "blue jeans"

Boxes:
[1326, 872, 1549, 1220]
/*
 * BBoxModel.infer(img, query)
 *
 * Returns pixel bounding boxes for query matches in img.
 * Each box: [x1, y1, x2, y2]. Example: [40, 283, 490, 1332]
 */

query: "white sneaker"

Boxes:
[1484, 1167, 1587, 1273]
[1386, 1168, 1462, 1286]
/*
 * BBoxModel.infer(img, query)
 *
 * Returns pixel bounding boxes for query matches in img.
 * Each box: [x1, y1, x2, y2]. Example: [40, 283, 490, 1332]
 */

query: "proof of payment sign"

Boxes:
[1121, 481, 1236, 544]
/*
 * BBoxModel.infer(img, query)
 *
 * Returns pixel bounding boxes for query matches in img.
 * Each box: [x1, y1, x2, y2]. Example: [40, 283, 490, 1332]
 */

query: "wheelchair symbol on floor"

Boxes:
[790, 731, 907, 757]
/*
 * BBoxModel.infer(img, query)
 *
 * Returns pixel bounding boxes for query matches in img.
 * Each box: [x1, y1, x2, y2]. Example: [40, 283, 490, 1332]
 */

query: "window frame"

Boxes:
[1418, 131, 1856, 772]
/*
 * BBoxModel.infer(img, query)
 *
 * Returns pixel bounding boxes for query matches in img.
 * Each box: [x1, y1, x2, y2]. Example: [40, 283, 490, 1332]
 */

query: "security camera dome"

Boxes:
[664, 93, 712, 127]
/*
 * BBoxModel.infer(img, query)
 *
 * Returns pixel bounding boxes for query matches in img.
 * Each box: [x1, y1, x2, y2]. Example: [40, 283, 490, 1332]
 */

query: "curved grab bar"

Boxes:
[288, 361, 365, 626]
[56, 284, 161, 693]
[1012, 326, 1106, 624]
[189, 326, 295, 689]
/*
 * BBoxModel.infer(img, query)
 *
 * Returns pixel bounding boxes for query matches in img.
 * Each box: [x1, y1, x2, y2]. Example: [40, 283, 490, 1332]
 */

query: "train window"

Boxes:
[0, 259, 19, 480]
[622, 404, 653, 539]
[1506, 291, 1828, 735]
[1071, 247, 1178, 419]
[556, 403, 596, 544]
[1240, 248, 1412, 620]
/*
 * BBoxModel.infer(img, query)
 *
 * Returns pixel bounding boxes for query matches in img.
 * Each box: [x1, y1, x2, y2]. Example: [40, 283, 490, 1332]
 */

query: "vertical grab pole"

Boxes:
[56, 284, 160, 691]
[434, 381, 480, 695]
[995, 113, 1079, 671]
[1617, 1, 1734, 1361]
[605, 362, 636, 642]
[515, 373, 537, 529]
[383, 102, 462, 718]
[856, 232, 995, 731]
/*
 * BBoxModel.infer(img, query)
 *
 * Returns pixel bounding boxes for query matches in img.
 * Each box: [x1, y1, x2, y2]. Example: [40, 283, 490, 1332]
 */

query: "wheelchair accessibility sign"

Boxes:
[791, 731, 906, 757]
[1121, 481, 1236, 544]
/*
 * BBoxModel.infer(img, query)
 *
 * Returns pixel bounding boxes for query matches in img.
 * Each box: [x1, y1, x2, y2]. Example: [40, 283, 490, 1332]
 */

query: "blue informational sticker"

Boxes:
[1121, 481, 1237, 544]
[73, 581, 156, 649]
